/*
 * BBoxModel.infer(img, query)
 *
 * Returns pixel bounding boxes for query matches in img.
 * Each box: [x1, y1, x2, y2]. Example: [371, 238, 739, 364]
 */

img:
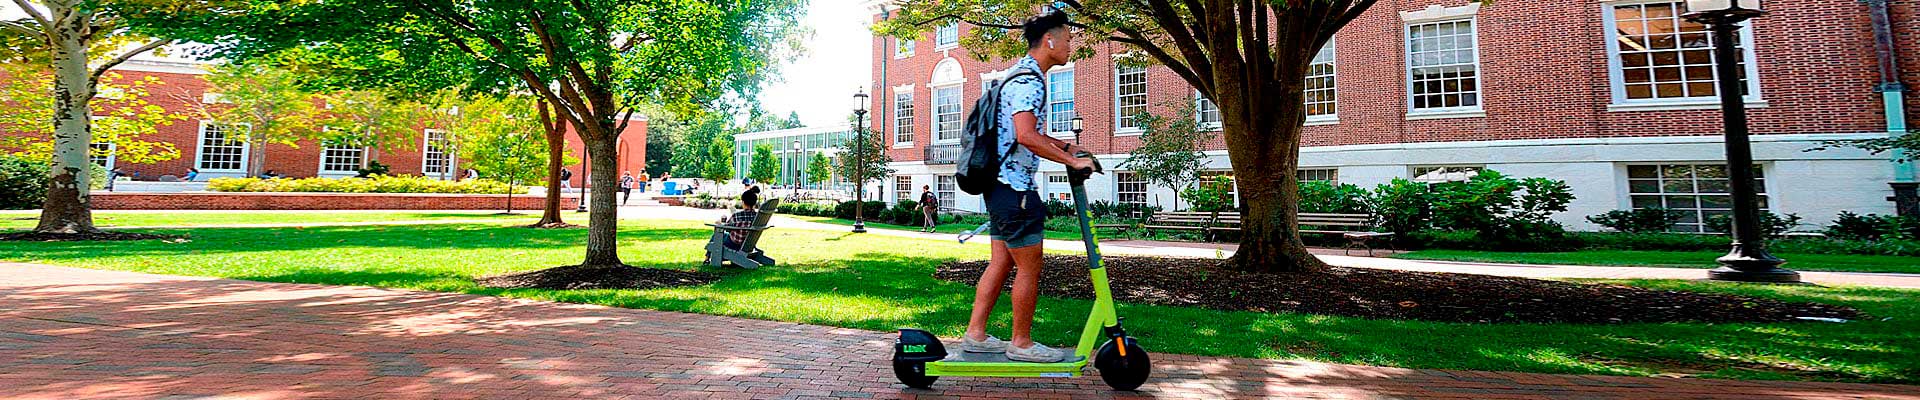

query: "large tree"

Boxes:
[316, 89, 428, 170]
[2, 0, 177, 235]
[881, 0, 1376, 272]
[456, 95, 549, 215]
[126, 0, 806, 267]
[748, 144, 779, 184]
[186, 61, 320, 178]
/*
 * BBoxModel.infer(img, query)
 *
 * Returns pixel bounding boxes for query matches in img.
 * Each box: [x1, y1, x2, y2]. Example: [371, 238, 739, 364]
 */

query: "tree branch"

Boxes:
[1143, 0, 1215, 91]
[905, 13, 1021, 29]
[0, 19, 45, 39]
[9, 0, 50, 33]
[1109, 33, 1207, 97]
[91, 38, 170, 82]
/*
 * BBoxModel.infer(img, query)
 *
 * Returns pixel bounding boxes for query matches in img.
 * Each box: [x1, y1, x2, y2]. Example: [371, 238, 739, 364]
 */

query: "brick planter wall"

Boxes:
[90, 192, 580, 211]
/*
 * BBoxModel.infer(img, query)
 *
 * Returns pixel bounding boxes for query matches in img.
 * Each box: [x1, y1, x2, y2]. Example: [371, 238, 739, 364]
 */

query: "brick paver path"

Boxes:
[3, 264, 1916, 399]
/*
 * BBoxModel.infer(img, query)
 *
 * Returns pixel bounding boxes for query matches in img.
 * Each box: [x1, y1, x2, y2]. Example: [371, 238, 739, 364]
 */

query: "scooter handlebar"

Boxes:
[1068, 151, 1102, 184]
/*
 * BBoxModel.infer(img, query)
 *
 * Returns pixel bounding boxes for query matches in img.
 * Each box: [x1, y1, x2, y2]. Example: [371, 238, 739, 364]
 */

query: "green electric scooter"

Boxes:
[892, 153, 1150, 391]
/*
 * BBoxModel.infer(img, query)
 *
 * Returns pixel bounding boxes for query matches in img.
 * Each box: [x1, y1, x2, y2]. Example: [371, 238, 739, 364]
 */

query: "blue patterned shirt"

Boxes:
[996, 56, 1047, 192]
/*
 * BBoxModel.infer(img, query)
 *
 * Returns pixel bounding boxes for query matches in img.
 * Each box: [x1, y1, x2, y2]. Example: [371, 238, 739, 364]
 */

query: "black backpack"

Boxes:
[954, 68, 1042, 195]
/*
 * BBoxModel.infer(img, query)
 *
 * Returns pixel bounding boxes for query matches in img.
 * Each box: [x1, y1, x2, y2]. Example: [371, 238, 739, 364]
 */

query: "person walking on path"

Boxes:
[919, 185, 939, 233]
[619, 171, 636, 206]
[959, 10, 1094, 364]
[559, 168, 573, 189]
[638, 172, 650, 193]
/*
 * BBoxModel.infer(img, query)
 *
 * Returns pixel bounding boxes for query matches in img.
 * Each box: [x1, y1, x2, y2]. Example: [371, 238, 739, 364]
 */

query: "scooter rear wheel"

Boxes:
[893, 360, 938, 389]
[1095, 340, 1151, 391]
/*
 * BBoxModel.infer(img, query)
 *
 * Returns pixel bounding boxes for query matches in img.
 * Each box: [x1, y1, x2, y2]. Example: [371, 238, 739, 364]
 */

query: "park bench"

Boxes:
[1141, 211, 1395, 256]
[703, 198, 782, 269]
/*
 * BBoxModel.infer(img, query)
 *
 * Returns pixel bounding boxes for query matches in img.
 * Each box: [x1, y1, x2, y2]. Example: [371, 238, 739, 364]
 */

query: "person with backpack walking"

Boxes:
[954, 10, 1095, 364]
[919, 185, 939, 233]
[559, 167, 573, 189]
[619, 171, 636, 206]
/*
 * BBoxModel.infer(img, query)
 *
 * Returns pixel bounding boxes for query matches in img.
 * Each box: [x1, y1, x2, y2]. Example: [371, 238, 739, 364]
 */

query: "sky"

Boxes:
[2, 2, 876, 127]
[755, 0, 874, 127]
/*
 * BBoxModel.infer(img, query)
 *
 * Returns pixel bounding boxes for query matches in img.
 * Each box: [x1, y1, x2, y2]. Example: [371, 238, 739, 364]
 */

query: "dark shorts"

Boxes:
[984, 183, 1047, 249]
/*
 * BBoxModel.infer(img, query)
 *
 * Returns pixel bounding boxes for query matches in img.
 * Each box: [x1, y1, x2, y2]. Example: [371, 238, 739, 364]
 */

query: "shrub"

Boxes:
[1299, 180, 1371, 214]
[1824, 211, 1920, 241]
[1367, 178, 1431, 235]
[888, 200, 921, 225]
[355, 161, 391, 178]
[1089, 200, 1158, 221]
[835, 200, 887, 220]
[1045, 199, 1074, 217]
[0, 155, 49, 210]
[1587, 208, 1684, 233]
[1705, 211, 1803, 239]
[206, 175, 524, 194]
[1180, 176, 1234, 212]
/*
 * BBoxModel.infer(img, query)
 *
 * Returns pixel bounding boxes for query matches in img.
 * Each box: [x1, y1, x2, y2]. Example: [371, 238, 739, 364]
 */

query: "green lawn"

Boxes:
[0, 210, 536, 230]
[1397, 249, 1920, 275]
[1, 220, 1915, 383]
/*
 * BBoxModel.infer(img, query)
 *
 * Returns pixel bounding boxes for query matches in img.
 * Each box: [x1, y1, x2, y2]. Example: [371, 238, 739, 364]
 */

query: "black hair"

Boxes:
[1022, 10, 1070, 49]
[741, 186, 761, 208]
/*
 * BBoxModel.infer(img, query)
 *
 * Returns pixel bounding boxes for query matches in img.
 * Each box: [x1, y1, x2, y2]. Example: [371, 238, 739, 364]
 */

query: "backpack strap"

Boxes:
[991, 67, 1045, 166]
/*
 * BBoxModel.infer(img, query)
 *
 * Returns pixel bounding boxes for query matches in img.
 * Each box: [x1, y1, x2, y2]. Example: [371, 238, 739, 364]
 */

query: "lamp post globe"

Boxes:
[852, 90, 870, 233]
[1683, 0, 1795, 282]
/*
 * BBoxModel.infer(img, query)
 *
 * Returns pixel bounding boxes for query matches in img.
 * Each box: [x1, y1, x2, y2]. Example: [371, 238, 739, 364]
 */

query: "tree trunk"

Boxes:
[248, 137, 268, 177]
[581, 134, 622, 266]
[1217, 50, 1324, 273]
[35, 14, 99, 234]
[536, 125, 566, 226]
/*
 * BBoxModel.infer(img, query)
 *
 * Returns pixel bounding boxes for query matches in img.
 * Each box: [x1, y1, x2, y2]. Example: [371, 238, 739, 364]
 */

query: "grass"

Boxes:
[1396, 249, 1920, 275]
[789, 215, 1086, 241]
[1, 220, 1915, 383]
[0, 210, 536, 230]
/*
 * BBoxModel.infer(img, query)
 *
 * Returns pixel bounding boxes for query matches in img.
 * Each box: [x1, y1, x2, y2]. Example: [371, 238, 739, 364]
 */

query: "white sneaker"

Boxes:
[1006, 343, 1065, 363]
[960, 334, 1007, 353]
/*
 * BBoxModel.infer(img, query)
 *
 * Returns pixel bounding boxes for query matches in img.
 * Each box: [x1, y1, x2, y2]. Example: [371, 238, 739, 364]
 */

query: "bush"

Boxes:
[887, 200, 921, 225]
[1180, 176, 1234, 212]
[1587, 208, 1684, 233]
[0, 155, 49, 210]
[1367, 178, 1431, 235]
[776, 201, 837, 217]
[1705, 211, 1803, 239]
[1824, 211, 1920, 241]
[1089, 200, 1158, 221]
[207, 175, 524, 194]
[1299, 180, 1370, 214]
[835, 200, 887, 220]
[1045, 199, 1074, 217]
[355, 161, 391, 178]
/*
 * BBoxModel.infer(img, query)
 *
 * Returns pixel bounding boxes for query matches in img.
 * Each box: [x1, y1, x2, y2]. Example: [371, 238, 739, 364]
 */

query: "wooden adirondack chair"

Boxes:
[704, 198, 781, 269]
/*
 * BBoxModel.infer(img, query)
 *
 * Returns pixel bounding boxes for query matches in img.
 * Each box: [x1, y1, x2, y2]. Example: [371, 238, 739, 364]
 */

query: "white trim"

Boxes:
[1285, 132, 1885, 155]
[934, 23, 960, 51]
[930, 85, 964, 145]
[90, 142, 117, 170]
[1405, 109, 1486, 120]
[1607, 100, 1769, 112]
[193, 120, 249, 173]
[1305, 115, 1341, 126]
[422, 129, 452, 178]
[892, 84, 915, 93]
[1114, 65, 1149, 135]
[892, 90, 916, 148]
[1045, 66, 1077, 139]
[110, 59, 211, 75]
[894, 37, 915, 59]
[1600, 0, 1765, 108]
[929, 57, 966, 87]
[1400, 3, 1481, 23]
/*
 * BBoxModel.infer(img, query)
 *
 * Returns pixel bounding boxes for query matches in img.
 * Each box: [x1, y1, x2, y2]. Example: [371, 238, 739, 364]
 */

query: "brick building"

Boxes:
[864, 0, 1916, 231]
[11, 57, 645, 189]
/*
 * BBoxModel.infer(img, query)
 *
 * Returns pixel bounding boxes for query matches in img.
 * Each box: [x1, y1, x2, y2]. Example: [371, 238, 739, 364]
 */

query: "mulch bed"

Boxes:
[0, 231, 182, 242]
[935, 255, 1862, 324]
[476, 264, 718, 290]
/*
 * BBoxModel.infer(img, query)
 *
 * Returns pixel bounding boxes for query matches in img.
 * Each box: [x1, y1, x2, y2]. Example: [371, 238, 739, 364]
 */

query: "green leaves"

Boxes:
[749, 144, 780, 184]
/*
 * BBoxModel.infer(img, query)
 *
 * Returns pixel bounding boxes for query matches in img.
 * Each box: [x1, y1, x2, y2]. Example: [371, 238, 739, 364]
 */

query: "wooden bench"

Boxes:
[704, 198, 782, 269]
[1142, 211, 1395, 255]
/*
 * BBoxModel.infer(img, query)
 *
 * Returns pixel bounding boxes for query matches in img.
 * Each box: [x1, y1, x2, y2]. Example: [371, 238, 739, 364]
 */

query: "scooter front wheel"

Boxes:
[1095, 339, 1150, 391]
[893, 360, 938, 389]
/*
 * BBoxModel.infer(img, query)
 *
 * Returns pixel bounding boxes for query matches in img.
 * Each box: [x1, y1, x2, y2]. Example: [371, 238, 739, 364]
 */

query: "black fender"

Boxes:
[894, 329, 948, 363]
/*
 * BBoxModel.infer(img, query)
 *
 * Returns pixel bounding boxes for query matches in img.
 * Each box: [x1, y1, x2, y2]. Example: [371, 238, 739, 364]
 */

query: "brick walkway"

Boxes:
[2, 264, 1915, 399]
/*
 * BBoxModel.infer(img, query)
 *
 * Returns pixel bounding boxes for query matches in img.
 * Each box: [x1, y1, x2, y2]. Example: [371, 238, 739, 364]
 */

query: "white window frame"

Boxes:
[1115, 171, 1148, 206]
[935, 175, 956, 210]
[1044, 174, 1073, 202]
[1195, 91, 1222, 132]
[1601, 0, 1764, 112]
[422, 129, 452, 177]
[895, 175, 913, 204]
[318, 144, 364, 176]
[1624, 163, 1768, 233]
[1297, 168, 1339, 183]
[1305, 39, 1339, 125]
[935, 23, 959, 50]
[1410, 165, 1484, 183]
[895, 37, 915, 59]
[194, 121, 249, 173]
[90, 142, 116, 170]
[1114, 65, 1148, 135]
[931, 85, 963, 144]
[1403, 17, 1485, 120]
[893, 87, 915, 148]
[1046, 66, 1077, 138]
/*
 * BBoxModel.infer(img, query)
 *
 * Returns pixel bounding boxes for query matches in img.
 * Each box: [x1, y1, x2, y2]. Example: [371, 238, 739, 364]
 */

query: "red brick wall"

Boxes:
[872, 0, 1900, 158]
[92, 192, 579, 210]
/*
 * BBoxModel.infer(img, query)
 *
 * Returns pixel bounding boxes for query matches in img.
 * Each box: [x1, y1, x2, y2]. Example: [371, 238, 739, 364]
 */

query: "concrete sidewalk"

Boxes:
[3, 263, 1915, 399]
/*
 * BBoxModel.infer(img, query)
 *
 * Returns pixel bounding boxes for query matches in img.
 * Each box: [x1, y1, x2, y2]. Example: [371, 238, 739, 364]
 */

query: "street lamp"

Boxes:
[1069, 116, 1085, 144]
[1685, 0, 1796, 283]
[575, 145, 589, 213]
[852, 91, 870, 233]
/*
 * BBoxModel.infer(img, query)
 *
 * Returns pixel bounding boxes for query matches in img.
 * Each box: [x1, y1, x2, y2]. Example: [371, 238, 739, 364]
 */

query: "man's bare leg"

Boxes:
[1007, 241, 1045, 348]
[965, 240, 1014, 341]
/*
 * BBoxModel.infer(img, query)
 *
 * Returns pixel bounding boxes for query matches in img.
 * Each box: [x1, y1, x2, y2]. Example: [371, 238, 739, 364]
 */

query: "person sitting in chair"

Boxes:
[714, 185, 762, 250]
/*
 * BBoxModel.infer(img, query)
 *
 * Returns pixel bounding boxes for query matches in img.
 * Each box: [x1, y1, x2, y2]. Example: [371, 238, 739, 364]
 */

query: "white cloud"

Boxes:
[754, 0, 873, 127]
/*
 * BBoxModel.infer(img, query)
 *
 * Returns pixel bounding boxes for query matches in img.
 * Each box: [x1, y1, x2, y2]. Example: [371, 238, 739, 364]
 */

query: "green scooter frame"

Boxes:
[892, 154, 1151, 391]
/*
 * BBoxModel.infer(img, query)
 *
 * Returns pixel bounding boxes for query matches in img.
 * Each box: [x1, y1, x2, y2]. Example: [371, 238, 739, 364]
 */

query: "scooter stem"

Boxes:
[1067, 155, 1119, 360]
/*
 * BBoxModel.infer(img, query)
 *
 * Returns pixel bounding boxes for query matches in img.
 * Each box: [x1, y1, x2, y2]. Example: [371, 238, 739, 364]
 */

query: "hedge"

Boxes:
[206, 175, 524, 194]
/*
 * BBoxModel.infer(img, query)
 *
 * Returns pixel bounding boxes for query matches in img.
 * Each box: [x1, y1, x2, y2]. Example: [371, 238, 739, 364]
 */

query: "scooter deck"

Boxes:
[926, 349, 1088, 377]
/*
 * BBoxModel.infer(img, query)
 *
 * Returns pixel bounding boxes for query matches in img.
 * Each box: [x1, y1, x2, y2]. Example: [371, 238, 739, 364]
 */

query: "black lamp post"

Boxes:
[852, 91, 870, 233]
[575, 145, 589, 213]
[791, 139, 802, 198]
[1069, 116, 1084, 144]
[1685, 0, 1796, 283]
